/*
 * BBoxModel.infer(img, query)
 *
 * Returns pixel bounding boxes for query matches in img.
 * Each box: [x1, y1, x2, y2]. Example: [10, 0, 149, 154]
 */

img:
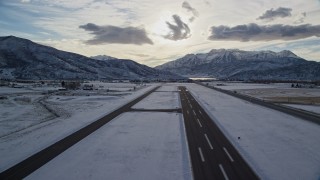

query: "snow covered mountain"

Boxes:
[90, 55, 117, 61]
[156, 49, 320, 80]
[0, 36, 183, 80]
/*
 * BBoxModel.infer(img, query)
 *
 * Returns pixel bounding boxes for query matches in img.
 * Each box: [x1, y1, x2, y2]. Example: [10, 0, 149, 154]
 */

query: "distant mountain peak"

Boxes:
[0, 35, 17, 40]
[206, 48, 297, 57]
[0, 35, 31, 43]
[91, 55, 117, 61]
[277, 50, 298, 58]
[208, 48, 240, 53]
[156, 49, 320, 81]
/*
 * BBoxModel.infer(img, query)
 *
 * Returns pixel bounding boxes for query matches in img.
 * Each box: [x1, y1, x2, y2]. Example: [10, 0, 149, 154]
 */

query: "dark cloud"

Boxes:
[182, 1, 199, 18]
[208, 23, 320, 42]
[257, 7, 292, 21]
[164, 15, 191, 41]
[79, 23, 153, 45]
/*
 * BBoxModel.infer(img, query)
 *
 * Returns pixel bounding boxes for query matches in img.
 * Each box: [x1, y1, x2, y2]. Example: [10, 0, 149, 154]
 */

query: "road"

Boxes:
[0, 86, 160, 180]
[179, 86, 259, 180]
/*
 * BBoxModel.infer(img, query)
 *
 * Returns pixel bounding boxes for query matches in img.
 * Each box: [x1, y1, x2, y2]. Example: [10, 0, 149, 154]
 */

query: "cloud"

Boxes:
[79, 23, 153, 45]
[203, 0, 211, 6]
[257, 7, 292, 21]
[21, 0, 31, 3]
[164, 15, 191, 41]
[182, 1, 199, 21]
[294, 12, 307, 24]
[128, 53, 150, 58]
[208, 23, 320, 42]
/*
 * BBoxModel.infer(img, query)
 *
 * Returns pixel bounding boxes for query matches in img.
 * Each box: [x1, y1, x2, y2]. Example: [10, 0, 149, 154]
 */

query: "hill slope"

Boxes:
[0, 36, 182, 80]
[156, 49, 320, 80]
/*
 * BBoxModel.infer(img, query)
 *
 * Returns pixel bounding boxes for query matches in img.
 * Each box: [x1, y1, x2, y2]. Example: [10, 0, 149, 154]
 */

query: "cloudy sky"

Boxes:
[1, 0, 320, 66]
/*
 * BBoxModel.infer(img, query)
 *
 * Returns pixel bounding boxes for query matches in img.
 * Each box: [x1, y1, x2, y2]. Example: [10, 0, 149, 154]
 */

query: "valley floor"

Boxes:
[1, 82, 320, 179]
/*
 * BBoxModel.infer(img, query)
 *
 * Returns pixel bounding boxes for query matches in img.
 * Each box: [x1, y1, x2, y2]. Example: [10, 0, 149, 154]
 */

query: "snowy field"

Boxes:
[207, 82, 286, 90]
[132, 91, 180, 110]
[0, 94, 55, 137]
[208, 82, 320, 98]
[235, 88, 320, 99]
[82, 81, 144, 92]
[0, 82, 156, 171]
[2, 82, 320, 179]
[185, 83, 320, 180]
[0, 87, 41, 95]
[284, 104, 320, 114]
[27, 112, 191, 180]
[156, 85, 179, 92]
[132, 85, 179, 109]
[205, 82, 320, 113]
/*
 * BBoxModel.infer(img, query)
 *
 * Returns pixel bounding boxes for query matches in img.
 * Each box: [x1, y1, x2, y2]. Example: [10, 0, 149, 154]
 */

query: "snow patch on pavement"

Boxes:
[132, 91, 180, 110]
[156, 85, 178, 92]
[27, 112, 192, 180]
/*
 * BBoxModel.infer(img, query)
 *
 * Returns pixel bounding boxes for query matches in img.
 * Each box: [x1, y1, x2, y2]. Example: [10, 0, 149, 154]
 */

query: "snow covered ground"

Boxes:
[206, 82, 320, 113]
[132, 91, 180, 110]
[2, 82, 320, 179]
[0, 83, 156, 171]
[208, 82, 320, 97]
[284, 104, 320, 114]
[27, 112, 191, 180]
[208, 82, 285, 90]
[0, 94, 55, 137]
[82, 81, 144, 92]
[132, 84, 180, 110]
[0, 87, 39, 95]
[235, 88, 320, 99]
[185, 83, 320, 180]
[156, 85, 179, 92]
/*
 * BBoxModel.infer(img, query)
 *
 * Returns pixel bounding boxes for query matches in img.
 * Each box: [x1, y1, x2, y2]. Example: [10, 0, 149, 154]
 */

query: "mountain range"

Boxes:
[155, 49, 320, 81]
[1, 36, 319, 81]
[0, 36, 183, 80]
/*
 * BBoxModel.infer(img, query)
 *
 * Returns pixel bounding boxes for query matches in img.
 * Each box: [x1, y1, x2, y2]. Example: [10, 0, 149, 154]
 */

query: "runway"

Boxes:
[179, 86, 259, 180]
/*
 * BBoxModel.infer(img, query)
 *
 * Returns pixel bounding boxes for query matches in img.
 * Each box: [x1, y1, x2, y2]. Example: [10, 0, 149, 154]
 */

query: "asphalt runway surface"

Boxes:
[179, 86, 259, 180]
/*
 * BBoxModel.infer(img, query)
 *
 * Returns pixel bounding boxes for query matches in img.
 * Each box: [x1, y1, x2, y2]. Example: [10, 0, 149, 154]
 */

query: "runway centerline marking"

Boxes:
[187, 110, 189, 114]
[193, 110, 196, 115]
[197, 118, 203, 127]
[198, 147, 205, 162]
[219, 164, 230, 180]
[204, 134, 213, 149]
[223, 147, 234, 162]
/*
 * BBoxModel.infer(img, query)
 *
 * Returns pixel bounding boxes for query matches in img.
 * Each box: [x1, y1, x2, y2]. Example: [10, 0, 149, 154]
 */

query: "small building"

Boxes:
[83, 84, 94, 90]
